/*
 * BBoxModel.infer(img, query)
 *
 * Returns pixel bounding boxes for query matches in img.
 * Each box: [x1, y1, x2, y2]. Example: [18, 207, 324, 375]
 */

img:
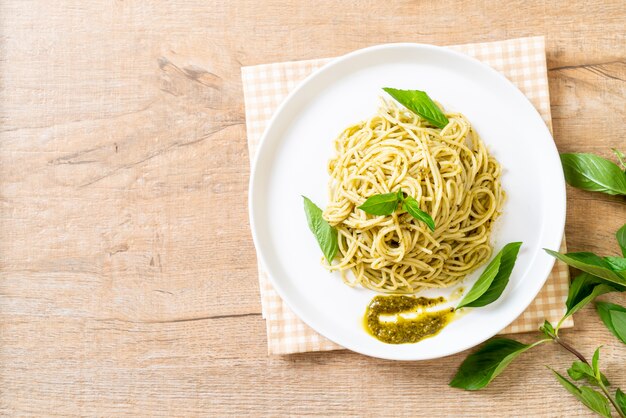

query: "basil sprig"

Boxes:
[382, 88, 449, 128]
[358, 190, 435, 231]
[456, 242, 522, 309]
[451, 222, 626, 418]
[560, 153, 626, 196]
[302, 196, 338, 263]
[595, 302, 626, 345]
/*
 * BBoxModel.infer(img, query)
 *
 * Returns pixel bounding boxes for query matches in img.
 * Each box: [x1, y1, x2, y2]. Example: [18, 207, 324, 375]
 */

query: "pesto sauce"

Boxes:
[364, 295, 454, 344]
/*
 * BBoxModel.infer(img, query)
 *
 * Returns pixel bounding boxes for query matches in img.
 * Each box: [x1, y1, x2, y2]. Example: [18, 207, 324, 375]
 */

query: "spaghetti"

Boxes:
[322, 99, 504, 293]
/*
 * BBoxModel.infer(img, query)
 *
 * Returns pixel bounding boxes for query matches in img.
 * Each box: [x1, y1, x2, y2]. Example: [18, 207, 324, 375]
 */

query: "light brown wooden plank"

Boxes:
[1, 0, 625, 416]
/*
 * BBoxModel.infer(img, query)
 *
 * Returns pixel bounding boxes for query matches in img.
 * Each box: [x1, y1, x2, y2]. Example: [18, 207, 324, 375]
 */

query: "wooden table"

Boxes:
[2, 1, 625, 416]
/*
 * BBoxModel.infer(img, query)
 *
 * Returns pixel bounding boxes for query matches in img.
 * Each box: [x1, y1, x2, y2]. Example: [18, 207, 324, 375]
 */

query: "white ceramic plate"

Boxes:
[249, 43, 566, 360]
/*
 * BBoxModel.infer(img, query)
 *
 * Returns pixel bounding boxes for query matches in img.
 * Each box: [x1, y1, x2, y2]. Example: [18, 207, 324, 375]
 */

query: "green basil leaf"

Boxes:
[382, 88, 449, 128]
[456, 242, 522, 309]
[402, 196, 435, 231]
[552, 368, 581, 395]
[568, 361, 596, 382]
[450, 338, 536, 390]
[302, 196, 338, 263]
[358, 192, 401, 216]
[551, 370, 612, 418]
[591, 347, 600, 379]
[540, 320, 555, 338]
[616, 388, 626, 416]
[617, 224, 626, 257]
[567, 361, 610, 387]
[613, 148, 626, 171]
[605, 256, 626, 272]
[544, 249, 626, 288]
[578, 387, 613, 418]
[595, 302, 626, 345]
[563, 273, 620, 324]
[588, 347, 610, 386]
[560, 153, 626, 195]
[610, 311, 626, 343]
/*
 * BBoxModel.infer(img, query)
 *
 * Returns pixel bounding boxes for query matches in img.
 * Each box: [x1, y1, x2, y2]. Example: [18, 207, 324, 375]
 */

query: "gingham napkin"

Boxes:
[243, 36, 572, 355]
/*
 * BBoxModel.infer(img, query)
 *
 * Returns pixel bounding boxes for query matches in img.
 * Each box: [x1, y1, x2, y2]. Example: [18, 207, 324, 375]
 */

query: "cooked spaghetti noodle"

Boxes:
[322, 99, 504, 293]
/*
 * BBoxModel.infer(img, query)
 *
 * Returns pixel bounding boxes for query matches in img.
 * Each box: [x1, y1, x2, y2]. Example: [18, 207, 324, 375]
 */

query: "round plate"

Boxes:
[249, 43, 566, 360]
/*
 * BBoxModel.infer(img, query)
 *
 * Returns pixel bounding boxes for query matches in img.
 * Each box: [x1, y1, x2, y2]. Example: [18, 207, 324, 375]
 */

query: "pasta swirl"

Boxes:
[322, 99, 504, 293]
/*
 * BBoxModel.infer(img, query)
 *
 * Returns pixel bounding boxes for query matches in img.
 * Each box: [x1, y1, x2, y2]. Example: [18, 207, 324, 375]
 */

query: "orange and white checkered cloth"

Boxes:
[242, 36, 572, 355]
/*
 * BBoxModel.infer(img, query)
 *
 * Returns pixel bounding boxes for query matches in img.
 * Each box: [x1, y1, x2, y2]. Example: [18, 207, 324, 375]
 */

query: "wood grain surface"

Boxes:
[1, 1, 625, 416]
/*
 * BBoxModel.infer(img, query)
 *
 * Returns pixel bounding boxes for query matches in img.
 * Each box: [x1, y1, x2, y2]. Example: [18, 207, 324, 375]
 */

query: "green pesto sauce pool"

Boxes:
[364, 295, 454, 344]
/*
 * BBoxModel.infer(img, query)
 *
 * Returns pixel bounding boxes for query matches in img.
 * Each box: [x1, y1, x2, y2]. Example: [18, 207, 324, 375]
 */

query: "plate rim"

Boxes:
[248, 42, 566, 360]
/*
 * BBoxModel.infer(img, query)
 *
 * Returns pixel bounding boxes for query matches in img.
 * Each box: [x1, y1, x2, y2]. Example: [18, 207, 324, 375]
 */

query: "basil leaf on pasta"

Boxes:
[358, 192, 401, 216]
[402, 196, 435, 231]
[382, 88, 449, 128]
[302, 196, 338, 263]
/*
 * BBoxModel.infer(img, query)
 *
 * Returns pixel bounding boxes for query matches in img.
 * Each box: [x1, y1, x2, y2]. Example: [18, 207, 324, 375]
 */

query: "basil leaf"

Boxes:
[595, 302, 626, 345]
[578, 388, 612, 418]
[382, 88, 449, 128]
[613, 148, 626, 171]
[540, 320, 555, 338]
[450, 338, 536, 390]
[591, 347, 600, 379]
[605, 256, 626, 272]
[551, 370, 612, 418]
[302, 196, 338, 263]
[617, 224, 626, 257]
[402, 196, 435, 231]
[560, 153, 626, 195]
[562, 273, 620, 324]
[610, 311, 626, 343]
[567, 361, 610, 387]
[544, 249, 626, 288]
[568, 361, 596, 382]
[456, 242, 522, 309]
[358, 192, 401, 216]
[616, 389, 626, 416]
[588, 348, 610, 388]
